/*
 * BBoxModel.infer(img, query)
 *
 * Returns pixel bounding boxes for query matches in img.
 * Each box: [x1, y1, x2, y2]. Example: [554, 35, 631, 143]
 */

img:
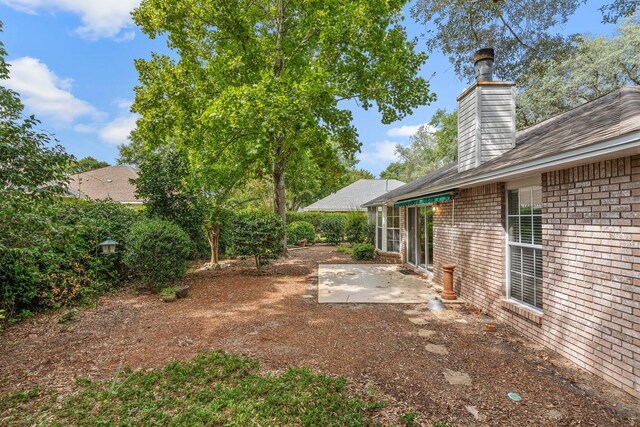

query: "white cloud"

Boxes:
[99, 115, 137, 145]
[357, 140, 402, 163]
[6, 56, 100, 123]
[113, 98, 133, 111]
[73, 123, 97, 133]
[1, 0, 140, 40]
[386, 123, 436, 137]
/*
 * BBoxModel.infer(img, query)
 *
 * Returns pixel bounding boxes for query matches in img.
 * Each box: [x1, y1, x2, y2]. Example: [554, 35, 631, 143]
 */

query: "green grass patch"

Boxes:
[336, 245, 353, 254]
[0, 351, 386, 426]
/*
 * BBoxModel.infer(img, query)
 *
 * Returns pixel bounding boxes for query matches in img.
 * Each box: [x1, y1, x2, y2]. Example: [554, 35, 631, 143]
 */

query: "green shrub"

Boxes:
[161, 287, 180, 297]
[321, 216, 346, 245]
[352, 243, 375, 260]
[123, 219, 191, 288]
[0, 199, 137, 316]
[345, 212, 371, 244]
[287, 221, 316, 244]
[286, 211, 348, 234]
[223, 211, 286, 271]
[336, 245, 353, 254]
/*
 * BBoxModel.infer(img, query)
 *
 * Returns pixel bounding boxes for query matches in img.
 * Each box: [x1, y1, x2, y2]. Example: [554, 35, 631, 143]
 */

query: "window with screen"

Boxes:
[386, 206, 400, 253]
[376, 207, 383, 251]
[507, 186, 543, 310]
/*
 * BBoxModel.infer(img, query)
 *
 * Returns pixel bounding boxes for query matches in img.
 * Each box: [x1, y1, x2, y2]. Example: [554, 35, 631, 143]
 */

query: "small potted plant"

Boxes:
[161, 287, 179, 302]
[297, 239, 307, 247]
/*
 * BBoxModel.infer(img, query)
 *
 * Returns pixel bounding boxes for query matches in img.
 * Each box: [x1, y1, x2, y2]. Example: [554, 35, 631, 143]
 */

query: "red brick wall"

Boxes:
[430, 155, 640, 398]
[541, 155, 640, 397]
[399, 206, 407, 262]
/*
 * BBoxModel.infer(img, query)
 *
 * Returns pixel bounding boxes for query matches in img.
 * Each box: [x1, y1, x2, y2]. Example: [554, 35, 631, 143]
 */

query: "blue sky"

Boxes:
[0, 0, 615, 176]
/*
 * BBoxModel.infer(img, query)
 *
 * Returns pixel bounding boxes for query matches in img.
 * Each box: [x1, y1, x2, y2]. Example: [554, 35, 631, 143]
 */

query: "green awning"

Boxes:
[394, 193, 452, 208]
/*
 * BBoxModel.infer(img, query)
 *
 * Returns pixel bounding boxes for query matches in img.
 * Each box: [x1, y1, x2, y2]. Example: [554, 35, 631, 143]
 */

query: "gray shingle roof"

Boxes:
[362, 163, 458, 207]
[67, 166, 142, 204]
[303, 179, 405, 211]
[364, 85, 640, 206]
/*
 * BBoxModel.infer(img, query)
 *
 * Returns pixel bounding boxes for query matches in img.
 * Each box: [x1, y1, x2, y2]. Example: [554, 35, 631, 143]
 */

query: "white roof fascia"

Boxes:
[391, 130, 640, 203]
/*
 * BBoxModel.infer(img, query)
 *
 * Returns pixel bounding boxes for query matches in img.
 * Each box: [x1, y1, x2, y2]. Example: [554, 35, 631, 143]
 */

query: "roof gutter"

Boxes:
[386, 130, 640, 203]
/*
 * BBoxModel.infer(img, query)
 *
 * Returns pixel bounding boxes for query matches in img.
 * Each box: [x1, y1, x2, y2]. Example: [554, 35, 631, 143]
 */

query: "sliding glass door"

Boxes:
[407, 207, 416, 265]
[407, 206, 434, 272]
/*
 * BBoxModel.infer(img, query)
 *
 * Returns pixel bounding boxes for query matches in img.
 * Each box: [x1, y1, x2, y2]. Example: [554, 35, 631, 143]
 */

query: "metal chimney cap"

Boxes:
[473, 48, 495, 64]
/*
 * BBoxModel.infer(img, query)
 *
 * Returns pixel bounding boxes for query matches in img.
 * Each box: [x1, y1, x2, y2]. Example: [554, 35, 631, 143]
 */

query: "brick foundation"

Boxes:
[428, 155, 640, 398]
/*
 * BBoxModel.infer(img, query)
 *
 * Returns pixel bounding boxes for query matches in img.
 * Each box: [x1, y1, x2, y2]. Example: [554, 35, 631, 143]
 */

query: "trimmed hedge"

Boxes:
[321, 216, 347, 245]
[286, 211, 348, 233]
[122, 219, 191, 288]
[223, 211, 286, 270]
[287, 221, 316, 245]
[352, 243, 375, 261]
[345, 212, 372, 244]
[0, 199, 138, 315]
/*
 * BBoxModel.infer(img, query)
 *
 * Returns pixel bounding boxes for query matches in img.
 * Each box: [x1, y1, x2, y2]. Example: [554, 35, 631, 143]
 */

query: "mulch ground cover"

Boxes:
[1, 246, 638, 426]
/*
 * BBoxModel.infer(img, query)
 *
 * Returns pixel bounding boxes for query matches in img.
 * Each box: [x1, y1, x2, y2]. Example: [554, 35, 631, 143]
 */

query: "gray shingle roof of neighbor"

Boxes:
[67, 166, 142, 204]
[303, 179, 405, 212]
[362, 163, 458, 207]
[363, 85, 640, 206]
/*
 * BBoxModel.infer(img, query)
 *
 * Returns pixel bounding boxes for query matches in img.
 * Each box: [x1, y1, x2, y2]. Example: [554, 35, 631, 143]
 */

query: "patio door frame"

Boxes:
[406, 205, 434, 273]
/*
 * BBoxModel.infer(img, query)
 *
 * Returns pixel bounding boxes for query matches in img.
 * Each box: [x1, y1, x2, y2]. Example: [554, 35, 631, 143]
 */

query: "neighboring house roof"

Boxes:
[363, 163, 458, 207]
[67, 166, 142, 204]
[364, 85, 640, 206]
[303, 179, 405, 211]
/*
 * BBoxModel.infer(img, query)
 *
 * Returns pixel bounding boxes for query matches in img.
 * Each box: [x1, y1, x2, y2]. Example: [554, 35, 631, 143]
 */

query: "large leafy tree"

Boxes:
[379, 109, 457, 182]
[68, 156, 110, 174]
[411, 1, 639, 83]
[517, 17, 640, 128]
[132, 0, 434, 239]
[0, 20, 71, 247]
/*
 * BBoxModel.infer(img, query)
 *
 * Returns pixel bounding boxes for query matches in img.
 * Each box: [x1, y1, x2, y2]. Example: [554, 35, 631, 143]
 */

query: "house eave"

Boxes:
[393, 130, 640, 203]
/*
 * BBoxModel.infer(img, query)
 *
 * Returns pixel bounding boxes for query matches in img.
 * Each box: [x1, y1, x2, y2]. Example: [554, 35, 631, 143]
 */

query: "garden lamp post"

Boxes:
[98, 238, 119, 255]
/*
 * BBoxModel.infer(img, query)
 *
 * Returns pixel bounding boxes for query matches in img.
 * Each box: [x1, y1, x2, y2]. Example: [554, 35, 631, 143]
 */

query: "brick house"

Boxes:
[363, 49, 640, 397]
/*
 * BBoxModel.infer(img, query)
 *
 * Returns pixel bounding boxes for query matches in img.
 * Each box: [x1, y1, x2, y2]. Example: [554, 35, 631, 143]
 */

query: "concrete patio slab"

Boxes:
[318, 264, 436, 303]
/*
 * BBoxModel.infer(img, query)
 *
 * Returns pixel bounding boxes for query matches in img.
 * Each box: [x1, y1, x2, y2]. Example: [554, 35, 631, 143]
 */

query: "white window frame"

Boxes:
[376, 206, 383, 251]
[505, 176, 543, 312]
[374, 205, 401, 254]
[406, 204, 434, 273]
[386, 206, 401, 253]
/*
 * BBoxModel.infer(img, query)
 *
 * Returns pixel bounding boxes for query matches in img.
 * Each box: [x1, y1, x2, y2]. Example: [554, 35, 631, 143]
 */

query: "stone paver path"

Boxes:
[443, 369, 472, 386]
[417, 329, 436, 338]
[425, 344, 449, 355]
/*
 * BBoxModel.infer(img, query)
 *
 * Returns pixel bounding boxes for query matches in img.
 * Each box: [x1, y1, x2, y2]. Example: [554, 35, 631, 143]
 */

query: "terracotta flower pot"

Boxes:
[297, 239, 307, 247]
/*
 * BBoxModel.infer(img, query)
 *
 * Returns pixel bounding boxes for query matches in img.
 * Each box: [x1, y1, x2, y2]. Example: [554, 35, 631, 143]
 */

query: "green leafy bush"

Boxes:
[286, 212, 348, 233]
[0, 199, 137, 316]
[223, 211, 285, 270]
[133, 146, 208, 259]
[287, 221, 316, 244]
[123, 219, 191, 288]
[321, 216, 346, 245]
[336, 245, 353, 254]
[352, 243, 375, 261]
[345, 212, 372, 244]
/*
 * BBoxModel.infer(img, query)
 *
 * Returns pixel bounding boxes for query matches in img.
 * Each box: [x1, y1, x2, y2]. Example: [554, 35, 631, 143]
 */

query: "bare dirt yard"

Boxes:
[1, 246, 638, 426]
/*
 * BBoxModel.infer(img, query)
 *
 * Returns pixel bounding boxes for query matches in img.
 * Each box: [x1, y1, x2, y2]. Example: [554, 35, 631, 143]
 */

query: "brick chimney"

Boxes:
[457, 48, 516, 172]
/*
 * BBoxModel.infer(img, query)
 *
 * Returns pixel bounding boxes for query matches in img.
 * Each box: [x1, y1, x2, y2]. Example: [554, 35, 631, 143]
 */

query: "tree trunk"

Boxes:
[207, 225, 220, 265]
[273, 167, 286, 221]
[273, 151, 288, 255]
